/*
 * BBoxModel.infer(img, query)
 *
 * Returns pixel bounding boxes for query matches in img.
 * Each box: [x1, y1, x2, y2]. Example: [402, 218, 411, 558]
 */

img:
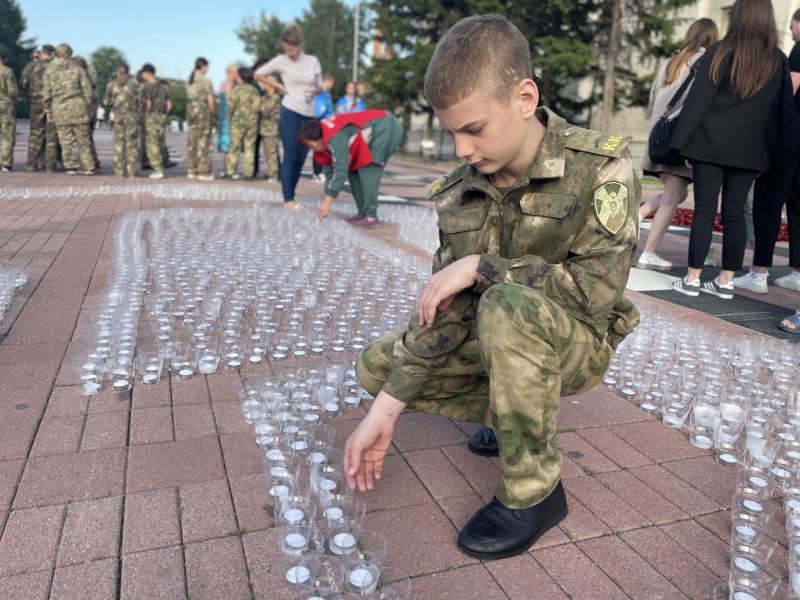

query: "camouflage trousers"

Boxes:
[145, 113, 166, 172]
[27, 104, 58, 170]
[226, 122, 257, 178]
[187, 116, 213, 177]
[357, 283, 614, 509]
[112, 115, 139, 177]
[0, 110, 14, 168]
[56, 122, 94, 171]
[260, 133, 280, 179]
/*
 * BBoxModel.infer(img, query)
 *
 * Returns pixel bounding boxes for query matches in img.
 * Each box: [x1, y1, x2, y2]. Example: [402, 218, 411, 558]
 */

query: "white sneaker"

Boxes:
[148, 170, 164, 180]
[636, 252, 673, 271]
[700, 278, 735, 300]
[187, 173, 197, 180]
[310, 173, 325, 184]
[775, 271, 800, 292]
[733, 270, 769, 294]
[197, 174, 215, 181]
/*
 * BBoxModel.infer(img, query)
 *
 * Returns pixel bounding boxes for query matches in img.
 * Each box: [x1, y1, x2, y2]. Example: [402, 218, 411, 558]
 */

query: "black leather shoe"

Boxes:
[468, 427, 499, 457]
[457, 481, 568, 559]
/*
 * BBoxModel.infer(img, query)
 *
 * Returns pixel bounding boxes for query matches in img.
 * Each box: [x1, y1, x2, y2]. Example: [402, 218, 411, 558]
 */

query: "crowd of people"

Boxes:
[639, 0, 800, 333]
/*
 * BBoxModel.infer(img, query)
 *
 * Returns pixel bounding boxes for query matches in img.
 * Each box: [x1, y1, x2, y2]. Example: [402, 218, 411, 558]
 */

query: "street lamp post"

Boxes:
[352, 0, 360, 82]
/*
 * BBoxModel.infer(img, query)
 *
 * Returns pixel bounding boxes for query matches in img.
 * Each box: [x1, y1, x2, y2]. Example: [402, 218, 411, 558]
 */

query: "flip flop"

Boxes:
[778, 310, 800, 334]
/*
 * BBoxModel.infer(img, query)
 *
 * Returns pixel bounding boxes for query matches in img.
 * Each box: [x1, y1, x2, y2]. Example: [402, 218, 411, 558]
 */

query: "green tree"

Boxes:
[367, 0, 695, 128]
[0, 0, 35, 117]
[90, 46, 127, 105]
[166, 79, 187, 121]
[236, 12, 285, 62]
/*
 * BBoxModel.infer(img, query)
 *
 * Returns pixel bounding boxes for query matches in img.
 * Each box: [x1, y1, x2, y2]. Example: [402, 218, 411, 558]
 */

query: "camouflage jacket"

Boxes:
[42, 58, 92, 125]
[187, 75, 213, 122]
[382, 107, 641, 403]
[20, 58, 50, 103]
[259, 91, 281, 136]
[104, 77, 140, 118]
[0, 64, 18, 113]
[229, 83, 261, 129]
[142, 80, 170, 115]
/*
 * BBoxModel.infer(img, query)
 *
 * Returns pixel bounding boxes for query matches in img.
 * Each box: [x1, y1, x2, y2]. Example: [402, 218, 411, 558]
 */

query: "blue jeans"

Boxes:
[279, 106, 311, 201]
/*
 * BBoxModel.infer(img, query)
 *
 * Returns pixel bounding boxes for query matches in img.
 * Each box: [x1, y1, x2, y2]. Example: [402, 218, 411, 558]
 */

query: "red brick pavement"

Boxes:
[0, 130, 788, 599]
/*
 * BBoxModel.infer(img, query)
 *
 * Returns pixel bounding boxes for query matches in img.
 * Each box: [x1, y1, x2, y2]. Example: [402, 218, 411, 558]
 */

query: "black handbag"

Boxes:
[647, 69, 696, 167]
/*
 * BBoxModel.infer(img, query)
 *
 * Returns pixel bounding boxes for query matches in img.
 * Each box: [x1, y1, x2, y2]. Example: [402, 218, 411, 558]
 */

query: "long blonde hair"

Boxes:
[709, 0, 780, 98]
[665, 19, 719, 85]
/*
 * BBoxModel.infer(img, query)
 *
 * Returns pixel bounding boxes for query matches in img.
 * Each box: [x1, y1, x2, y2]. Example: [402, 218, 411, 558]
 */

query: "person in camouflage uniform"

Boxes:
[103, 63, 140, 177]
[140, 64, 171, 179]
[21, 45, 59, 171]
[345, 15, 640, 560]
[259, 80, 281, 181]
[186, 57, 215, 180]
[43, 44, 95, 175]
[0, 45, 18, 172]
[72, 56, 100, 170]
[224, 67, 261, 179]
[158, 79, 174, 168]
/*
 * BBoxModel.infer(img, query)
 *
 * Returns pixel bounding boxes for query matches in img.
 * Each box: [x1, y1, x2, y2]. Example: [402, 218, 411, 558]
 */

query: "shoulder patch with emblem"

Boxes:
[564, 127, 631, 158]
[593, 181, 629, 235]
[427, 163, 467, 199]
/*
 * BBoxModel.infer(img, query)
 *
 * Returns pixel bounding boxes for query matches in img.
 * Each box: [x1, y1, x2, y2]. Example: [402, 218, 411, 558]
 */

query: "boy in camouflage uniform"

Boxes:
[345, 15, 640, 560]
[42, 44, 95, 175]
[140, 64, 171, 179]
[224, 67, 261, 180]
[259, 80, 281, 181]
[21, 45, 58, 171]
[71, 56, 100, 170]
[0, 45, 18, 172]
[103, 63, 140, 177]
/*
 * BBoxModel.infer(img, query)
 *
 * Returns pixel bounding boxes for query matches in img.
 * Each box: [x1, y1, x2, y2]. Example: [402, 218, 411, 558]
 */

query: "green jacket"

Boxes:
[382, 107, 641, 403]
[0, 64, 18, 113]
[104, 77, 140, 118]
[42, 58, 92, 125]
[229, 83, 260, 129]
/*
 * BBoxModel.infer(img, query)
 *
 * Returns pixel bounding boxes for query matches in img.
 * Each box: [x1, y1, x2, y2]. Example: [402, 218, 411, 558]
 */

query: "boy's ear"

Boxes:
[518, 78, 539, 119]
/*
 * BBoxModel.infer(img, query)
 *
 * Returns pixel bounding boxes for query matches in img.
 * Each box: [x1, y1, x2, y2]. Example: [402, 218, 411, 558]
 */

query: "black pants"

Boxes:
[313, 159, 323, 175]
[689, 161, 758, 271]
[752, 149, 800, 269]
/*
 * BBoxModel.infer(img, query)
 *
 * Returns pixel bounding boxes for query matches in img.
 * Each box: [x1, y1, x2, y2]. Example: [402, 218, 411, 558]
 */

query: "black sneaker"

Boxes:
[671, 276, 701, 297]
[700, 278, 734, 300]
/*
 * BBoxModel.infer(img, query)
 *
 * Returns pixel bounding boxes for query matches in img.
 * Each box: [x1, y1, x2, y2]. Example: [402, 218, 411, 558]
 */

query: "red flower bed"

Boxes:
[644, 208, 790, 242]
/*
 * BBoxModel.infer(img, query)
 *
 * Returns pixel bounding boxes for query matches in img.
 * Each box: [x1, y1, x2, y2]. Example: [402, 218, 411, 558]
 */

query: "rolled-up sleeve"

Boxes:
[323, 133, 350, 198]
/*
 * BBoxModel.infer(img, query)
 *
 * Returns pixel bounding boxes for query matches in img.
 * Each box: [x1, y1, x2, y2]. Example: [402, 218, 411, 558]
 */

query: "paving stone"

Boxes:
[0, 571, 50, 600]
[568, 387, 651, 425]
[219, 433, 262, 477]
[404, 448, 473, 500]
[557, 401, 601, 430]
[57, 496, 122, 566]
[661, 455, 737, 507]
[242, 529, 298, 600]
[129, 407, 173, 445]
[206, 372, 241, 403]
[131, 381, 171, 409]
[123, 488, 181, 554]
[695, 510, 733, 545]
[560, 454, 585, 479]
[121, 546, 186, 600]
[577, 426, 652, 468]
[0, 504, 65, 576]
[184, 536, 251, 600]
[578, 534, 683, 598]
[557, 431, 619, 475]
[392, 412, 466, 453]
[29, 415, 84, 457]
[564, 476, 648, 532]
[179, 479, 237, 543]
[126, 438, 225, 493]
[487, 553, 568, 599]
[628, 463, 720, 517]
[597, 470, 687, 525]
[14, 448, 125, 508]
[440, 444, 501, 500]
[0, 459, 25, 508]
[438, 493, 486, 531]
[411, 564, 507, 600]
[610, 420, 709, 463]
[559, 493, 611, 542]
[533, 543, 628, 600]
[173, 404, 217, 440]
[51, 557, 117, 600]
[0, 411, 45, 460]
[622, 526, 720, 599]
[170, 375, 210, 406]
[360, 455, 430, 512]
[660, 519, 731, 579]
[44, 386, 88, 418]
[80, 411, 128, 451]
[211, 401, 252, 436]
[364, 502, 475, 577]
[228, 473, 273, 532]
[87, 388, 132, 414]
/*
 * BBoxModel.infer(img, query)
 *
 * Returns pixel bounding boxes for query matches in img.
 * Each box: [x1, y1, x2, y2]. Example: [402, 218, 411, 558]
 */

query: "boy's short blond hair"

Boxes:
[424, 15, 532, 109]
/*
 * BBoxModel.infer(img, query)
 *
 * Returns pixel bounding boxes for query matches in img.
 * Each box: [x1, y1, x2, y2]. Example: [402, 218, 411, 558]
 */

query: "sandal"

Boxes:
[778, 310, 800, 334]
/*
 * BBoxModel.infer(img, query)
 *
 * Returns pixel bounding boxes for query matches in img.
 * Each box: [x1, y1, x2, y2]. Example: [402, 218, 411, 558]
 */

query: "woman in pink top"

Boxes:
[255, 25, 323, 208]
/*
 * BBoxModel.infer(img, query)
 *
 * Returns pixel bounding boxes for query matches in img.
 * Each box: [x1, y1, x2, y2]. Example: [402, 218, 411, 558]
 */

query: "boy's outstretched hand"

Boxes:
[345, 391, 406, 492]
[418, 255, 481, 327]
